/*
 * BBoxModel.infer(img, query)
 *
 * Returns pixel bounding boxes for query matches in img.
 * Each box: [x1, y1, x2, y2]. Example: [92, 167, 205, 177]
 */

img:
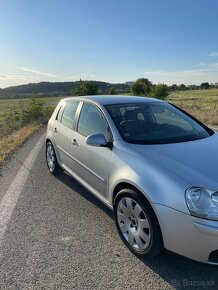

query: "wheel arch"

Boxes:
[112, 181, 152, 207]
[112, 181, 164, 235]
[46, 138, 51, 144]
[112, 181, 164, 255]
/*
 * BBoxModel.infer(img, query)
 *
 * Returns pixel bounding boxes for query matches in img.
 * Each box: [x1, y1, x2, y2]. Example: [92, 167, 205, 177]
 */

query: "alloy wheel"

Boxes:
[117, 197, 151, 250]
[46, 144, 55, 172]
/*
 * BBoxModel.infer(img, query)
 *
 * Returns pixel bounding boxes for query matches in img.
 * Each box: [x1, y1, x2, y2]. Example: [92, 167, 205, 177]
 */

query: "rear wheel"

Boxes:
[114, 188, 163, 258]
[46, 142, 62, 175]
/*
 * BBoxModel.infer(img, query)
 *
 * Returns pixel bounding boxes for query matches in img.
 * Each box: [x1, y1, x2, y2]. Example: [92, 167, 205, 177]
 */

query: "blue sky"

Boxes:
[0, 0, 218, 88]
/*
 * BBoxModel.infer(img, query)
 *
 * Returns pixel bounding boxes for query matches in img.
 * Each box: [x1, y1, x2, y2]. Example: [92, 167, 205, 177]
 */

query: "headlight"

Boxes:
[186, 187, 218, 220]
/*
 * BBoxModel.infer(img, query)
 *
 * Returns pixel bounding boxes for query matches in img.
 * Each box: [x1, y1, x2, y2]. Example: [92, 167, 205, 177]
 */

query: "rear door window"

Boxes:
[61, 100, 79, 128]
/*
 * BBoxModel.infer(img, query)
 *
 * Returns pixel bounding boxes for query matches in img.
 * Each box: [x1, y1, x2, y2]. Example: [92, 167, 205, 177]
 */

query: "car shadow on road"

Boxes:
[139, 252, 218, 289]
[56, 171, 218, 289]
[56, 170, 114, 219]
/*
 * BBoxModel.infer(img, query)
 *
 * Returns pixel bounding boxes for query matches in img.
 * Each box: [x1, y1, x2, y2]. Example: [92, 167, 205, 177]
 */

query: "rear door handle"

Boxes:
[54, 128, 57, 133]
[71, 138, 77, 145]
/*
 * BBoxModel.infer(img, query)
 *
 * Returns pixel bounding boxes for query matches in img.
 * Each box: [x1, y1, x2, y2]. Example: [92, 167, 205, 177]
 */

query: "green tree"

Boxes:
[178, 84, 187, 91]
[131, 78, 153, 96]
[170, 84, 178, 91]
[200, 82, 209, 89]
[109, 87, 116, 95]
[151, 83, 169, 100]
[75, 82, 98, 96]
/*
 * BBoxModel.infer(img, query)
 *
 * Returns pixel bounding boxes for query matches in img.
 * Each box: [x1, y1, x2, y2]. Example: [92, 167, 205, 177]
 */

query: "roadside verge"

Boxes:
[0, 122, 42, 167]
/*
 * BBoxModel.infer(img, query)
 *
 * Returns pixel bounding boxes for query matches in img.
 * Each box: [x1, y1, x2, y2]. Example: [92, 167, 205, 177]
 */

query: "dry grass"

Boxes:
[168, 89, 218, 125]
[0, 122, 41, 167]
[0, 97, 61, 116]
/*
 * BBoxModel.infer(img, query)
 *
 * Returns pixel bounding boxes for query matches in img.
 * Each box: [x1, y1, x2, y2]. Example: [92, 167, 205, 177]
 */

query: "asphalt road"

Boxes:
[0, 127, 217, 290]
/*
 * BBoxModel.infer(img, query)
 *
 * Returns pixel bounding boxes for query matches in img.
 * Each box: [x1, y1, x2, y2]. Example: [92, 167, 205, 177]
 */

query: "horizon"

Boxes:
[1, 79, 218, 91]
[1, 0, 218, 88]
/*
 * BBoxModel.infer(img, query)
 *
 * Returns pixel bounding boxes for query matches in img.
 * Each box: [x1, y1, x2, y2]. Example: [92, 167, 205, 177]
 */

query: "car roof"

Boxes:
[62, 95, 164, 106]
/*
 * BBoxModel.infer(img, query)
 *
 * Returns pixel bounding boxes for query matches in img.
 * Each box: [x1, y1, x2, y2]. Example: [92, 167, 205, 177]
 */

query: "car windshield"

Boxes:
[105, 102, 213, 144]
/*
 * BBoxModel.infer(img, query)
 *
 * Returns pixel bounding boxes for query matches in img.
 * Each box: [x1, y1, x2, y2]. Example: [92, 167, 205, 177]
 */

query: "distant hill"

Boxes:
[0, 81, 131, 99]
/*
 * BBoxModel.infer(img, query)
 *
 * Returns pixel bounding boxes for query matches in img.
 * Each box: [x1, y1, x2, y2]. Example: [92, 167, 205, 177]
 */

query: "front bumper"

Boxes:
[154, 204, 218, 264]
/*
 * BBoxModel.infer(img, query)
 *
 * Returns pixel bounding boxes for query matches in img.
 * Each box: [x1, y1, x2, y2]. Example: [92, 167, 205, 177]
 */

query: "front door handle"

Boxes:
[71, 138, 77, 145]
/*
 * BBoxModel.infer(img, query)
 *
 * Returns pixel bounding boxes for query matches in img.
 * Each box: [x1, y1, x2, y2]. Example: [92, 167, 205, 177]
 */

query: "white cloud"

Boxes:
[209, 52, 218, 57]
[200, 62, 218, 68]
[144, 67, 218, 85]
[0, 69, 96, 88]
[0, 74, 38, 88]
[19, 66, 57, 78]
[0, 74, 35, 81]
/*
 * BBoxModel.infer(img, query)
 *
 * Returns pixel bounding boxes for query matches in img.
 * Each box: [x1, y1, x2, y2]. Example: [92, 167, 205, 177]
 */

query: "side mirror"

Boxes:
[86, 134, 112, 148]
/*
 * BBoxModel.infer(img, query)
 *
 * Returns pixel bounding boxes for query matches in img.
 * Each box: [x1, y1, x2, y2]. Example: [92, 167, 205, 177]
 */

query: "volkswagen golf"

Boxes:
[46, 95, 218, 265]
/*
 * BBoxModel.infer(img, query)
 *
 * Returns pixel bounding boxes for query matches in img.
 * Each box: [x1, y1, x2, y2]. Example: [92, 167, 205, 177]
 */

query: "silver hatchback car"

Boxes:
[46, 95, 218, 265]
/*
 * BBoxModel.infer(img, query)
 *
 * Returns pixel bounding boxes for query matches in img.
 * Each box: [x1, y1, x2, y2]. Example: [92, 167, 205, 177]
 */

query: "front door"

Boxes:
[70, 102, 112, 198]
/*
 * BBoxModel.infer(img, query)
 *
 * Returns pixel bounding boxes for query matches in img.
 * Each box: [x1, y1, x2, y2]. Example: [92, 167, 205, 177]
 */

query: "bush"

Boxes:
[151, 83, 169, 100]
[74, 82, 98, 96]
[178, 84, 187, 91]
[0, 97, 54, 139]
[200, 82, 210, 90]
[131, 78, 153, 96]
[109, 87, 116, 95]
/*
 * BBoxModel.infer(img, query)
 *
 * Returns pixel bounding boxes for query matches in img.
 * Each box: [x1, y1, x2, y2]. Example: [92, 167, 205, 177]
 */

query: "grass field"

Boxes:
[0, 89, 218, 124]
[167, 89, 218, 125]
[0, 96, 62, 116]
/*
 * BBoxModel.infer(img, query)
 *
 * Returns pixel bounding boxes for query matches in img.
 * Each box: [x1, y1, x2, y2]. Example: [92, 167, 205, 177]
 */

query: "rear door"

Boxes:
[70, 102, 113, 198]
[53, 99, 80, 168]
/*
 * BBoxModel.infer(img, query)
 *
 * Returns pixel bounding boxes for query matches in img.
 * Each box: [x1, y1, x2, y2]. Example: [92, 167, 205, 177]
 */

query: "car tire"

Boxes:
[114, 188, 163, 258]
[46, 141, 62, 175]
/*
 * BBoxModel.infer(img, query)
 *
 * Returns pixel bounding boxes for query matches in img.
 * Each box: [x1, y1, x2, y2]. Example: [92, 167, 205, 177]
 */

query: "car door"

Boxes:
[70, 102, 112, 198]
[53, 99, 80, 169]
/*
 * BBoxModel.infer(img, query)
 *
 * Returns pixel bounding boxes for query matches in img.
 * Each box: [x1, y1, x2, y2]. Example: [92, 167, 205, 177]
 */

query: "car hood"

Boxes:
[133, 133, 218, 189]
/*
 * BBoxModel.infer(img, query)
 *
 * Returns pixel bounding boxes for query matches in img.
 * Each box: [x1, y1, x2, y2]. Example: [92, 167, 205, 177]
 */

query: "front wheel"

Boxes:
[114, 188, 163, 258]
[46, 142, 62, 175]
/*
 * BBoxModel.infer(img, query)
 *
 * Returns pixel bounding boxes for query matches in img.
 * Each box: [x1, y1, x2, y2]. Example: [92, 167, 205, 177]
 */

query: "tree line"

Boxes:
[168, 82, 217, 91]
[0, 79, 217, 100]
[72, 78, 168, 99]
[0, 80, 130, 99]
[71, 77, 218, 98]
